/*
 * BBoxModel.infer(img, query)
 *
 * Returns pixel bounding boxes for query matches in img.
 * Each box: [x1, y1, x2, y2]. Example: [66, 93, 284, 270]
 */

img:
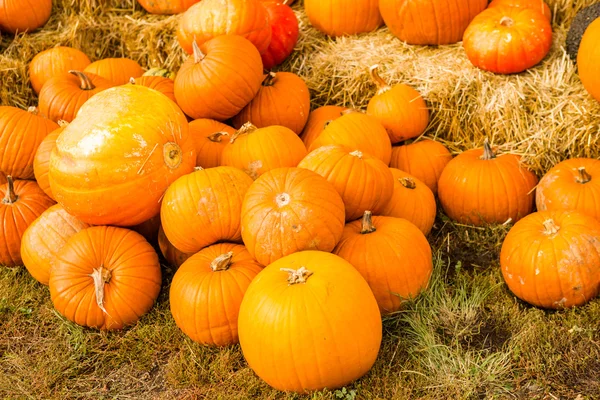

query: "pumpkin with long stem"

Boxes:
[84, 58, 144, 85]
[300, 105, 347, 148]
[29, 46, 91, 94]
[33, 121, 69, 200]
[0, 0, 52, 34]
[304, 0, 382, 37]
[189, 119, 236, 168]
[260, 0, 299, 70]
[578, 17, 600, 102]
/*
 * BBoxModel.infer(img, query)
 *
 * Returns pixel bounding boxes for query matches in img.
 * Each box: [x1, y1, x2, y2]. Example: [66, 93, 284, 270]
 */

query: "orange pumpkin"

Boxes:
[189, 119, 236, 168]
[221, 123, 308, 180]
[238, 251, 382, 393]
[241, 167, 346, 265]
[578, 18, 600, 102]
[158, 226, 193, 269]
[438, 140, 538, 226]
[379, 0, 488, 45]
[0, 0, 52, 34]
[488, 0, 552, 22]
[174, 36, 264, 121]
[39, 71, 115, 122]
[304, 0, 382, 37]
[170, 243, 263, 346]
[49, 226, 162, 330]
[381, 169, 436, 235]
[130, 214, 162, 247]
[500, 210, 600, 309]
[232, 72, 311, 135]
[160, 166, 254, 254]
[177, 0, 272, 55]
[389, 139, 452, 194]
[334, 211, 432, 314]
[21, 204, 90, 285]
[33, 121, 68, 200]
[49, 85, 196, 226]
[84, 58, 145, 85]
[300, 105, 347, 149]
[29, 47, 91, 94]
[1, 177, 55, 267]
[366, 65, 429, 143]
[137, 0, 200, 14]
[0, 106, 59, 180]
[298, 145, 394, 221]
[131, 76, 176, 103]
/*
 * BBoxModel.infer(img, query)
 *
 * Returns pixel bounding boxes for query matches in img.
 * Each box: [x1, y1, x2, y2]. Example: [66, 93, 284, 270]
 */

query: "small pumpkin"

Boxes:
[238, 251, 382, 393]
[260, 0, 299, 70]
[84, 58, 145, 85]
[189, 119, 236, 168]
[170, 243, 263, 346]
[300, 105, 347, 149]
[500, 210, 600, 309]
[137, 0, 200, 14]
[33, 121, 68, 200]
[578, 17, 600, 102]
[158, 225, 193, 269]
[488, 0, 552, 22]
[232, 72, 310, 135]
[29, 47, 91, 94]
[49, 226, 162, 330]
[130, 76, 176, 103]
[0, 0, 52, 34]
[304, 0, 382, 37]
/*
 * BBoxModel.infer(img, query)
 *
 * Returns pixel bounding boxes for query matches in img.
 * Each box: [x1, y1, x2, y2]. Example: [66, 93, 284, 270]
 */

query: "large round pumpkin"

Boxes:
[49, 226, 162, 330]
[260, 0, 299, 70]
[241, 167, 346, 266]
[131, 76, 176, 103]
[158, 226, 193, 269]
[33, 121, 68, 200]
[238, 251, 382, 393]
[0, 0, 52, 34]
[189, 119, 236, 168]
[84, 58, 145, 86]
[137, 0, 200, 14]
[49, 85, 196, 226]
[300, 105, 347, 149]
[29, 47, 91, 95]
[379, 0, 488, 45]
[488, 0, 552, 22]
[500, 210, 600, 309]
[304, 0, 382, 37]
[578, 17, 600, 102]
[170, 243, 263, 346]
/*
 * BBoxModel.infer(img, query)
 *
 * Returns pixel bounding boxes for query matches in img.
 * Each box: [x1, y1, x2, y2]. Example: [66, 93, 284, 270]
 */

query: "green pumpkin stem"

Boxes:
[576, 167, 591, 184]
[211, 252, 234, 272]
[192, 40, 206, 63]
[208, 132, 229, 143]
[230, 122, 258, 144]
[89, 266, 112, 315]
[360, 211, 377, 234]
[262, 72, 277, 86]
[280, 266, 313, 285]
[2, 176, 17, 204]
[369, 64, 392, 95]
[400, 177, 417, 189]
[69, 70, 95, 90]
[481, 139, 496, 160]
[542, 219, 560, 235]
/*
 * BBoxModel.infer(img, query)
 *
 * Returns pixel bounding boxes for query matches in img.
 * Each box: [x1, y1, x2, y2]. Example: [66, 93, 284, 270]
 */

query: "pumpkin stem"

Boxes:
[230, 122, 258, 144]
[1, 176, 18, 204]
[194, 166, 205, 171]
[129, 77, 136, 84]
[207, 132, 229, 143]
[576, 167, 591, 184]
[369, 65, 392, 95]
[57, 120, 69, 128]
[210, 251, 234, 272]
[500, 16, 514, 27]
[400, 177, 417, 189]
[89, 266, 112, 315]
[27, 106, 39, 115]
[349, 150, 363, 159]
[360, 211, 377, 234]
[262, 72, 277, 86]
[69, 70, 95, 90]
[162, 142, 183, 170]
[192, 40, 206, 63]
[481, 139, 496, 160]
[280, 266, 313, 285]
[276, 193, 291, 207]
[542, 219, 560, 235]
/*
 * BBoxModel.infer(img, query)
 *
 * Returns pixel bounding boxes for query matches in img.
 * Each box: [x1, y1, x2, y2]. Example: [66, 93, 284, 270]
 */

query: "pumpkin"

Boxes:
[298, 145, 394, 221]
[170, 243, 263, 346]
[578, 17, 600, 102]
[143, 68, 176, 79]
[260, 0, 299, 70]
[0, 177, 55, 267]
[566, 3, 600, 60]
[174, 36, 264, 121]
[189, 119, 236, 168]
[0, 0, 52, 34]
[130, 214, 162, 247]
[488, 0, 552, 22]
[137, 0, 199, 14]
[39, 71, 115, 122]
[463, 6, 553, 74]
[84, 58, 145, 85]
[232, 72, 310, 135]
[300, 105, 347, 149]
[130, 76, 176, 103]
[238, 251, 382, 392]
[379, 0, 487, 45]
[0, 106, 59, 180]
[304, 0, 382, 37]
[29, 47, 91, 94]
[158, 225, 193, 269]
[160, 166, 254, 254]
[309, 111, 392, 165]
[241, 167, 345, 265]
[49, 85, 196, 226]
[49, 226, 162, 330]
[500, 210, 600, 309]
[221, 123, 308, 179]
[381, 169, 436, 235]
[333, 211, 432, 313]
[366, 65, 429, 143]
[33, 121, 68, 200]
[535, 158, 600, 220]
[438, 140, 538, 226]
[177, 0, 272, 55]
[389, 139, 452, 194]
[20, 204, 90, 285]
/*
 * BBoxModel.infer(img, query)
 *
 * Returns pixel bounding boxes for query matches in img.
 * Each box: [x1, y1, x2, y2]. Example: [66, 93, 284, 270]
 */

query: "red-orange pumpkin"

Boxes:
[29, 46, 91, 94]
[158, 226, 193, 269]
[84, 58, 145, 85]
[189, 119, 236, 168]
[488, 0, 552, 22]
[137, 0, 200, 14]
[304, 0, 382, 37]
[33, 121, 68, 200]
[300, 105, 347, 149]
[0, 0, 52, 34]
[131, 76, 176, 103]
[260, 0, 299, 70]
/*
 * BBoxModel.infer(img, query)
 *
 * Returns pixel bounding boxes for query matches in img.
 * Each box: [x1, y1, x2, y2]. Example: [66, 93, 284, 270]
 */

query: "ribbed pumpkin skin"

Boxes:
[49, 85, 196, 226]
[437, 144, 538, 226]
[298, 145, 394, 221]
[536, 158, 600, 220]
[0, 0, 52, 34]
[578, 18, 600, 102]
[300, 105, 346, 148]
[232, 72, 311, 135]
[174, 35, 264, 121]
[0, 106, 59, 180]
[177, 0, 272, 55]
[1, 179, 55, 267]
[389, 139, 452, 194]
[170, 243, 263, 346]
[500, 210, 600, 309]
[309, 112, 392, 165]
[238, 251, 382, 393]
[158, 226, 193, 269]
[29, 47, 91, 94]
[49, 226, 162, 330]
[137, 0, 200, 14]
[21, 204, 90, 285]
[379, 0, 488, 45]
[463, 7, 553, 74]
[189, 119, 236, 168]
[241, 168, 346, 266]
[488, 0, 552, 21]
[304, 0, 383, 37]
[221, 125, 308, 180]
[84, 58, 145, 85]
[381, 169, 436, 235]
[133, 76, 176, 103]
[333, 214, 433, 314]
[260, 1, 299, 70]
[34, 129, 63, 200]
[160, 167, 254, 254]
